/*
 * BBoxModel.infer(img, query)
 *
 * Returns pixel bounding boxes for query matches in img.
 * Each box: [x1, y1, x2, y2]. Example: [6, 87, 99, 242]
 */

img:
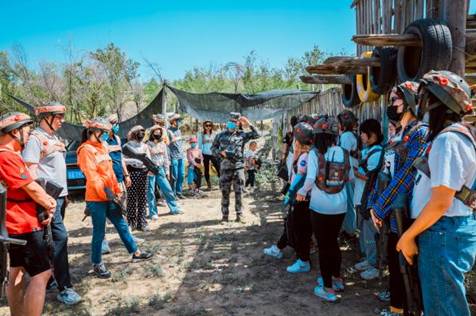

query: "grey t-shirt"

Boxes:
[22, 128, 68, 197]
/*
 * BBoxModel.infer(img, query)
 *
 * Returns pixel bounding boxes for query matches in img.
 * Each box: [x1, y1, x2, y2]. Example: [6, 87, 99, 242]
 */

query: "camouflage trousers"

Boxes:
[219, 164, 245, 216]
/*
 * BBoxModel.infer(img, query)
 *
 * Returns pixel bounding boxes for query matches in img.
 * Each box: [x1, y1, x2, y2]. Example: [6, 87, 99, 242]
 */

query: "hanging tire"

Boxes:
[356, 51, 380, 103]
[342, 74, 360, 108]
[397, 18, 452, 82]
[370, 47, 397, 94]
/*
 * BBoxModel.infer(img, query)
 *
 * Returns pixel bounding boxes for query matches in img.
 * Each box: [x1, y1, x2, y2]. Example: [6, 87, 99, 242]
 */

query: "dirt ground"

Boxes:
[0, 188, 474, 316]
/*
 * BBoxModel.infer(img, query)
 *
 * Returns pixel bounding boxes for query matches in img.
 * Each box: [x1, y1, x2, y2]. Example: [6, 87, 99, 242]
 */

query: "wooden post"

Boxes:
[443, 0, 467, 76]
[161, 84, 167, 115]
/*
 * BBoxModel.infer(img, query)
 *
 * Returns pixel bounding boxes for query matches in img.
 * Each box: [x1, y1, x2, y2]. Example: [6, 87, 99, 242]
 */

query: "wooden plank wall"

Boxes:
[286, 1, 445, 126]
[286, 87, 382, 122]
[354, 0, 440, 55]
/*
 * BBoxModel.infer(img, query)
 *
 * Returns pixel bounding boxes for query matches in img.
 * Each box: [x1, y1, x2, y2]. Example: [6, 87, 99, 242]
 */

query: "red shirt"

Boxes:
[0, 149, 41, 235]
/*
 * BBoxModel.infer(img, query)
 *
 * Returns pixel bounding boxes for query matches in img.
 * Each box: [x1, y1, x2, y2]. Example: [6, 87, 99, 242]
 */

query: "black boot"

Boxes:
[221, 215, 229, 222]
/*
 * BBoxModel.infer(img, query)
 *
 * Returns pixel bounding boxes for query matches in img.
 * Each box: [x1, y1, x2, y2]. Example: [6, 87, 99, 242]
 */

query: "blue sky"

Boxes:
[0, 1, 474, 81]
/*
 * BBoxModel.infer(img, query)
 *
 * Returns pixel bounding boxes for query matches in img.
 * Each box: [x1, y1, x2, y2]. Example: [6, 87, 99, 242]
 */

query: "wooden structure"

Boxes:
[291, 0, 473, 121]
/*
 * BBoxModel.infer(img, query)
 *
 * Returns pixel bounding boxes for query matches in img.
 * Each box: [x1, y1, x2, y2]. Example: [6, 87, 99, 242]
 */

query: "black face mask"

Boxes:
[386, 106, 404, 122]
[136, 131, 145, 141]
[152, 133, 162, 141]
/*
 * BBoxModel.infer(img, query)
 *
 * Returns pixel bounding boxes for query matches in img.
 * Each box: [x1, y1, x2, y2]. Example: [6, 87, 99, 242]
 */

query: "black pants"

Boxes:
[276, 202, 312, 261]
[277, 217, 288, 250]
[245, 170, 256, 187]
[126, 167, 148, 230]
[203, 154, 220, 186]
[388, 232, 405, 310]
[311, 212, 345, 288]
[193, 168, 202, 189]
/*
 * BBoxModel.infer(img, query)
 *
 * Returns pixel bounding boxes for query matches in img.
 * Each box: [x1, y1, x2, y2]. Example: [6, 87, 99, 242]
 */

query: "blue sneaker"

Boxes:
[317, 276, 345, 292]
[263, 245, 283, 259]
[313, 284, 338, 302]
[286, 259, 311, 273]
[57, 288, 81, 305]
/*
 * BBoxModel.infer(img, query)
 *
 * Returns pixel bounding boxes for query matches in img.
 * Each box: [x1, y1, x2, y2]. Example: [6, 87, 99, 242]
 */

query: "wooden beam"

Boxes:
[351, 0, 361, 9]
[445, 0, 468, 76]
[324, 56, 354, 64]
[323, 56, 381, 67]
[306, 64, 368, 75]
[352, 33, 422, 47]
[300, 75, 352, 85]
[465, 73, 476, 85]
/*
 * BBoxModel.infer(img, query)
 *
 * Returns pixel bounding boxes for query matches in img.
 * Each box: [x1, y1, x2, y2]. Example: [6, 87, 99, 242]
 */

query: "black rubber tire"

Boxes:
[370, 47, 397, 94]
[397, 18, 452, 82]
[342, 75, 360, 108]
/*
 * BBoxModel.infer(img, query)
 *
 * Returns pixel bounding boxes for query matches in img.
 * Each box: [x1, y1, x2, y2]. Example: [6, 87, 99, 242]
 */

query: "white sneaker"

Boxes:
[354, 259, 371, 271]
[263, 245, 283, 259]
[360, 267, 379, 280]
[133, 236, 145, 244]
[151, 215, 159, 221]
[101, 239, 111, 254]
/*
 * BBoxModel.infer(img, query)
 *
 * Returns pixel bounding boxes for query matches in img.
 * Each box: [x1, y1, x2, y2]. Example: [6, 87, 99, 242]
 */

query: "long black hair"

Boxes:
[80, 128, 90, 144]
[428, 102, 461, 141]
[314, 133, 337, 155]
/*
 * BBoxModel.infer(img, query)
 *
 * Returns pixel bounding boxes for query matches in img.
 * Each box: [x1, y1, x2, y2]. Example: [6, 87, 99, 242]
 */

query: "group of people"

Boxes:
[2, 70, 474, 316]
[0, 100, 263, 315]
[264, 70, 476, 316]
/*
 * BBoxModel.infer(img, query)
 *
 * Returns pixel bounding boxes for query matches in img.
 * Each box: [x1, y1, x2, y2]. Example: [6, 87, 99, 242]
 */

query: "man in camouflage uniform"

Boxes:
[212, 113, 259, 222]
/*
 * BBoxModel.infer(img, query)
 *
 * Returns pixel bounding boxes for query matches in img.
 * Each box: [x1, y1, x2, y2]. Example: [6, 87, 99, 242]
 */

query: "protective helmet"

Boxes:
[419, 70, 473, 117]
[189, 136, 198, 143]
[313, 115, 339, 135]
[149, 124, 163, 134]
[390, 81, 420, 115]
[108, 113, 119, 124]
[168, 113, 181, 123]
[298, 115, 315, 125]
[293, 122, 314, 146]
[229, 112, 241, 122]
[83, 117, 111, 132]
[35, 101, 66, 118]
[152, 114, 166, 124]
[0, 112, 33, 136]
[337, 110, 358, 130]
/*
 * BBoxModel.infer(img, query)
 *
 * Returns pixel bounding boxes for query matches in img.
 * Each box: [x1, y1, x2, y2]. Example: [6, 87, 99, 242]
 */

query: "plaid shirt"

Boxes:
[371, 120, 429, 231]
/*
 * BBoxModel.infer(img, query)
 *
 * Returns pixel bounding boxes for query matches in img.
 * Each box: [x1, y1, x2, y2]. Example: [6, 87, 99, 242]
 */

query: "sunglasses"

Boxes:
[205, 124, 212, 127]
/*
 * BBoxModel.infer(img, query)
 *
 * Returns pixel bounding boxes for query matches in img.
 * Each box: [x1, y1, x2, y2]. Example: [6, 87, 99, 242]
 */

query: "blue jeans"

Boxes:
[147, 168, 180, 215]
[343, 182, 356, 235]
[87, 201, 138, 264]
[187, 165, 195, 185]
[51, 197, 72, 290]
[358, 216, 377, 267]
[419, 214, 476, 316]
[171, 158, 185, 194]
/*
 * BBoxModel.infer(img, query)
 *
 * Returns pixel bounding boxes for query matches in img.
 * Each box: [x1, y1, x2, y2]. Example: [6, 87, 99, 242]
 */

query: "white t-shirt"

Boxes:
[244, 149, 257, 170]
[411, 126, 476, 218]
[22, 128, 68, 197]
[339, 131, 358, 153]
[383, 134, 402, 178]
[286, 140, 295, 180]
[339, 131, 359, 176]
[354, 144, 383, 206]
[305, 146, 354, 215]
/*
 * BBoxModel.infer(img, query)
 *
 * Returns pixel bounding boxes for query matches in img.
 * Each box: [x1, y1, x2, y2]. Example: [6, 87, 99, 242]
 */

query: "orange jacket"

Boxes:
[77, 140, 121, 202]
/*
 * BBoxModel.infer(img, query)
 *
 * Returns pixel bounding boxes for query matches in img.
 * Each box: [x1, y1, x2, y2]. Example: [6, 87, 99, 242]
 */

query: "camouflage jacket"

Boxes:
[211, 126, 259, 169]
